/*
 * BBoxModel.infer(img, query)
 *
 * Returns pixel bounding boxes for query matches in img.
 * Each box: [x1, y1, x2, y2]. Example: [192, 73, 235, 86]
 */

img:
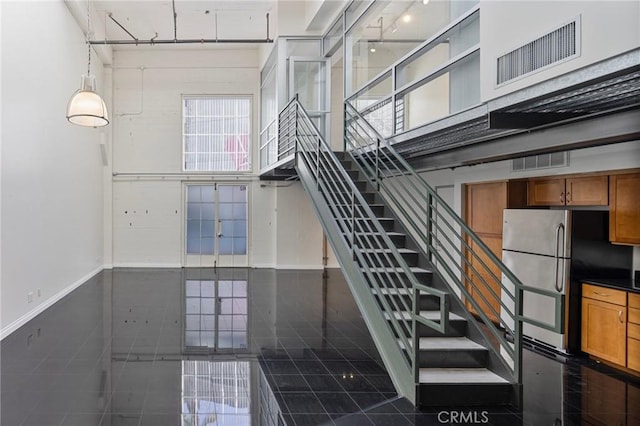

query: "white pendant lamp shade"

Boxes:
[67, 74, 109, 127]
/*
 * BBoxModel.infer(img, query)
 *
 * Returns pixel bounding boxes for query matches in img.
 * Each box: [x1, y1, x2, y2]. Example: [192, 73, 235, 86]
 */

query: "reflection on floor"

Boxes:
[1, 268, 639, 425]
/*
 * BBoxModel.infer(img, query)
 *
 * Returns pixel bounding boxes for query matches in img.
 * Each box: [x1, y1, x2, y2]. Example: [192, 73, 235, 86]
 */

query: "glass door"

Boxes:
[289, 57, 331, 139]
[185, 184, 248, 267]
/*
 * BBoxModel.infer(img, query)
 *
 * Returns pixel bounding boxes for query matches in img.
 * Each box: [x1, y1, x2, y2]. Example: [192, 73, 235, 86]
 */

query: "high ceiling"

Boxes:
[65, 0, 298, 50]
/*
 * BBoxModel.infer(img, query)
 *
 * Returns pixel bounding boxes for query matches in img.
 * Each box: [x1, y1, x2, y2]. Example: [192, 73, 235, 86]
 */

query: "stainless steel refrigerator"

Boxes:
[501, 209, 571, 352]
[500, 209, 633, 353]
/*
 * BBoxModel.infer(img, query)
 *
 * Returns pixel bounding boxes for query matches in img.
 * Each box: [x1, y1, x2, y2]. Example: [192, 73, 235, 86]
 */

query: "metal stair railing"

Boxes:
[344, 101, 524, 385]
[280, 95, 450, 395]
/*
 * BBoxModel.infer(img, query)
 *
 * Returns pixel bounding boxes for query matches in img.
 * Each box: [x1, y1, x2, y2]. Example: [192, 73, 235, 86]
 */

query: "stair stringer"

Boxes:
[296, 157, 417, 404]
[341, 152, 521, 406]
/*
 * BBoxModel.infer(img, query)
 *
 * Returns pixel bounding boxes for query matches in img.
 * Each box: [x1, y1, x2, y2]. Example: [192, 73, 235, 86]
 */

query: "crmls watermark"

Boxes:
[437, 410, 490, 424]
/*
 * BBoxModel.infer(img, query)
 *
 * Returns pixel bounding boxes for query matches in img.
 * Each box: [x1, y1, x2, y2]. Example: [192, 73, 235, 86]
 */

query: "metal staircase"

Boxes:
[279, 96, 524, 407]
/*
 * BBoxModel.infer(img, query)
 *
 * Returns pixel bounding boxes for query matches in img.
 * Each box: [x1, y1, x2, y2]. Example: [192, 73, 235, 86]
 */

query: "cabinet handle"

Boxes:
[560, 192, 564, 203]
[619, 310, 624, 323]
[566, 191, 571, 204]
[593, 291, 609, 297]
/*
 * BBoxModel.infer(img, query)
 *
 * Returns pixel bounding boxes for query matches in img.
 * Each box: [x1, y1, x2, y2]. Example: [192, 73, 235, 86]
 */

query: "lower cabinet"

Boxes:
[581, 284, 627, 366]
[629, 293, 640, 372]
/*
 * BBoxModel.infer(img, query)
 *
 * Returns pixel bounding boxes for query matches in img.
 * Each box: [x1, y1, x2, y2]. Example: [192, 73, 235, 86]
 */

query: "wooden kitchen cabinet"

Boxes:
[528, 177, 566, 206]
[609, 172, 640, 245]
[463, 181, 526, 323]
[528, 175, 608, 206]
[582, 284, 627, 366]
[628, 293, 640, 372]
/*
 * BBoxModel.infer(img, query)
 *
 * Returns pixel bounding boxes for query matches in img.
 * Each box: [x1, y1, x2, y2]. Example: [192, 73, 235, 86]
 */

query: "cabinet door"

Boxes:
[566, 176, 608, 206]
[466, 237, 503, 323]
[527, 178, 565, 206]
[610, 173, 640, 244]
[465, 182, 508, 234]
[582, 297, 626, 366]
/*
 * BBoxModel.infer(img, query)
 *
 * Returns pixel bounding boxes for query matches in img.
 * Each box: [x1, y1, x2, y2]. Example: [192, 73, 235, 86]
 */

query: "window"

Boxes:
[183, 96, 251, 172]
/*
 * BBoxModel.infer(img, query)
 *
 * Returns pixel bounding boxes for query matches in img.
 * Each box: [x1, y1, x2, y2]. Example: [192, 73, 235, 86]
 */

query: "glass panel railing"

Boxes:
[396, 11, 479, 88]
[399, 50, 480, 131]
[347, 0, 479, 96]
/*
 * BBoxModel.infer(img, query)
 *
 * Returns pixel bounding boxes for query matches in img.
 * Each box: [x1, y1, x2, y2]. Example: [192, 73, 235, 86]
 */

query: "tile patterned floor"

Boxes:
[1, 268, 639, 425]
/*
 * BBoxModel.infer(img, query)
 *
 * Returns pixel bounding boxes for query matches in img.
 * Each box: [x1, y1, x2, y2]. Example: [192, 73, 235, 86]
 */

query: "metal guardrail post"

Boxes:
[515, 284, 523, 384]
[375, 135, 380, 191]
[425, 192, 433, 262]
[413, 286, 420, 384]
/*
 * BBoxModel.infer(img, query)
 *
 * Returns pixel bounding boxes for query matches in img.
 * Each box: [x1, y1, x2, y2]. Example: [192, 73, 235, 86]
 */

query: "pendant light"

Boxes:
[67, 1, 109, 127]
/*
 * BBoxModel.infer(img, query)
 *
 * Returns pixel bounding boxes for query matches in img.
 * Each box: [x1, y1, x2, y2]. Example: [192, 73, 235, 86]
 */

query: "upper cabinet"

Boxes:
[528, 176, 608, 206]
[610, 172, 640, 245]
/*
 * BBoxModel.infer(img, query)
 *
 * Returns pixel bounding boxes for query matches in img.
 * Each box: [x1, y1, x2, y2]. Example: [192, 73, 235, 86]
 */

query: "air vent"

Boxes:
[497, 19, 579, 85]
[512, 152, 569, 172]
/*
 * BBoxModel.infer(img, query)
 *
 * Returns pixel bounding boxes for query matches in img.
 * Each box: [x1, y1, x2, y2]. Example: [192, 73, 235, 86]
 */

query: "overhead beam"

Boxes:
[408, 109, 640, 172]
[489, 111, 587, 129]
[90, 38, 274, 45]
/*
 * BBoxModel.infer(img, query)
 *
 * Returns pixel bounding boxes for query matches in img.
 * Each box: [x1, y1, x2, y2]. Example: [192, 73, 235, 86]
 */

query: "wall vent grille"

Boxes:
[512, 152, 569, 172]
[497, 20, 578, 85]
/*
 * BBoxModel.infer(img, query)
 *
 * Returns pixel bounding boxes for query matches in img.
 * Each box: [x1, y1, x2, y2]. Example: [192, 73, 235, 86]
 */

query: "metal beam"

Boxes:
[89, 38, 274, 45]
[408, 109, 640, 171]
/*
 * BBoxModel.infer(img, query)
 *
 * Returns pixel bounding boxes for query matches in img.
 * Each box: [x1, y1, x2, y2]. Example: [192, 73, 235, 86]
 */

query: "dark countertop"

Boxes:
[581, 277, 640, 294]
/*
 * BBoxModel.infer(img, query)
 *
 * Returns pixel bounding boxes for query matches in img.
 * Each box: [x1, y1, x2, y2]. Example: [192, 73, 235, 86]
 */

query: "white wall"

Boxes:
[1, 0, 105, 337]
[274, 183, 324, 269]
[481, 0, 640, 101]
[110, 49, 326, 269]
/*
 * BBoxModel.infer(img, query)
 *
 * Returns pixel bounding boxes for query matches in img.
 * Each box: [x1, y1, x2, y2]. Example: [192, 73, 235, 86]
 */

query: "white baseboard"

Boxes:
[112, 262, 182, 268]
[251, 263, 276, 269]
[275, 264, 325, 270]
[0, 266, 104, 341]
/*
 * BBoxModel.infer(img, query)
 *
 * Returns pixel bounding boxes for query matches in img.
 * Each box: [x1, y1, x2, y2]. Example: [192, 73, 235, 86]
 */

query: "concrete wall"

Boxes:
[1, 0, 105, 337]
[109, 49, 326, 269]
[481, 0, 640, 101]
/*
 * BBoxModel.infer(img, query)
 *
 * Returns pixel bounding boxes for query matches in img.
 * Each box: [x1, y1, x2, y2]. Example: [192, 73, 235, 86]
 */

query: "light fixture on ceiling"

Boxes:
[423, 0, 430, 5]
[370, 43, 376, 53]
[391, 23, 398, 33]
[67, 1, 109, 127]
[402, 14, 412, 23]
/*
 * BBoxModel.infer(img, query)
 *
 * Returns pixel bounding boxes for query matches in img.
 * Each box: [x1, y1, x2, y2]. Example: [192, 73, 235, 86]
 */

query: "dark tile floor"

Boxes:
[1, 268, 639, 425]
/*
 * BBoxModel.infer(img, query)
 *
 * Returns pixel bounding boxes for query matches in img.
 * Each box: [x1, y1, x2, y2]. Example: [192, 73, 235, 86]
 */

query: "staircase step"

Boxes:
[385, 310, 468, 337]
[364, 266, 432, 283]
[384, 310, 464, 322]
[417, 369, 513, 406]
[360, 247, 418, 266]
[399, 337, 489, 368]
[355, 217, 395, 232]
[336, 203, 385, 215]
[354, 232, 405, 246]
[419, 368, 508, 384]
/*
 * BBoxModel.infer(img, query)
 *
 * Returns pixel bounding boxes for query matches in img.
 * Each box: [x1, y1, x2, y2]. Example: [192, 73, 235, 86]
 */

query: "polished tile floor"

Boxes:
[1, 268, 639, 425]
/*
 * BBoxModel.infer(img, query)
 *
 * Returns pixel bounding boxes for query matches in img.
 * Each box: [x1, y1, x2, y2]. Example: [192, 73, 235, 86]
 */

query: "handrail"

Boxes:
[281, 95, 450, 394]
[344, 100, 524, 384]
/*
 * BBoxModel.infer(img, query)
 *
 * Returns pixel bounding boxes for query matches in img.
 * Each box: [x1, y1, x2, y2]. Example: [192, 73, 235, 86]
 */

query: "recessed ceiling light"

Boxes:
[403, 14, 411, 23]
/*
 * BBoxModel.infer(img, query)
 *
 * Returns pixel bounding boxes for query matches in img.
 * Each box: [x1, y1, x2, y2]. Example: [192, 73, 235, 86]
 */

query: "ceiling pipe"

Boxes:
[172, 0, 177, 41]
[92, 12, 273, 45]
[90, 38, 273, 45]
[108, 13, 138, 42]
